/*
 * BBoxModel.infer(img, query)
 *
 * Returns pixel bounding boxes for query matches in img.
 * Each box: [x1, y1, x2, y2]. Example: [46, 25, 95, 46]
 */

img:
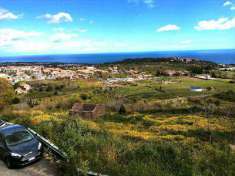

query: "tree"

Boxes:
[0, 78, 15, 110]
[119, 104, 127, 114]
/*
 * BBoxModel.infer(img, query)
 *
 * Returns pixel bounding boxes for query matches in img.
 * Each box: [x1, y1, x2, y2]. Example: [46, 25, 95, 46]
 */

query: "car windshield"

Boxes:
[5, 130, 34, 146]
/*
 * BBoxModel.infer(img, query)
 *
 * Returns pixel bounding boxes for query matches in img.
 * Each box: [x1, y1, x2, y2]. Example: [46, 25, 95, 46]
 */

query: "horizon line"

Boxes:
[1, 48, 235, 58]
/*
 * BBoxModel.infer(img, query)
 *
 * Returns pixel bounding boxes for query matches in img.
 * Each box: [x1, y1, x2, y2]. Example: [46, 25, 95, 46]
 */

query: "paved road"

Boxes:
[0, 158, 58, 176]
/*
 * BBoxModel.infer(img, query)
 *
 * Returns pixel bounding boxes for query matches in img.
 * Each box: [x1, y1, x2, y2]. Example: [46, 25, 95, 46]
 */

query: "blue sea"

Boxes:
[0, 49, 235, 64]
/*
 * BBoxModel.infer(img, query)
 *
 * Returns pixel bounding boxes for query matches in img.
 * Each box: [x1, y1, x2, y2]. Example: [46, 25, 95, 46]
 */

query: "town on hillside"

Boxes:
[0, 57, 233, 95]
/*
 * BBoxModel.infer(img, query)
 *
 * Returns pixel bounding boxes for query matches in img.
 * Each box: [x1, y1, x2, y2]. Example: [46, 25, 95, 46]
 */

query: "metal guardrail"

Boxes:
[0, 120, 5, 126]
[0, 120, 108, 176]
[28, 128, 108, 176]
[27, 128, 68, 161]
[77, 169, 109, 176]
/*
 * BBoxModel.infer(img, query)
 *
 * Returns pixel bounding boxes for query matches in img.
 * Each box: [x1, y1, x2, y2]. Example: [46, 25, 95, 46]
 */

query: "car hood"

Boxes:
[8, 138, 39, 155]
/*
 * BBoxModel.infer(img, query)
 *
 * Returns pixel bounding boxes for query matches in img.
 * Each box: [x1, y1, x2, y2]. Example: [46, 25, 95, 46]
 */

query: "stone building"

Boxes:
[70, 103, 106, 119]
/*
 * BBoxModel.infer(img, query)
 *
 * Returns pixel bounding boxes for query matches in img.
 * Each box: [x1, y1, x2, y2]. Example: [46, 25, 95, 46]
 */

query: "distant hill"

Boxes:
[101, 57, 218, 75]
[112, 57, 217, 65]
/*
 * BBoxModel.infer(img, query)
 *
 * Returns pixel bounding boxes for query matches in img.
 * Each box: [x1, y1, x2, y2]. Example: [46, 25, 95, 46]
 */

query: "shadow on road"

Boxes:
[0, 158, 58, 176]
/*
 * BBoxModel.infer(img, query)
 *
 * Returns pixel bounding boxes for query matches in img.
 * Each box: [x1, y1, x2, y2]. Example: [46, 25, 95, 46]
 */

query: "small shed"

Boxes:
[70, 103, 106, 119]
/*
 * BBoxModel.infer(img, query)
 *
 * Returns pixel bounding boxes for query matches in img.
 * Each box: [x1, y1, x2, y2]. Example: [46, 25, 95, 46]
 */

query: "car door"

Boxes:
[0, 134, 6, 159]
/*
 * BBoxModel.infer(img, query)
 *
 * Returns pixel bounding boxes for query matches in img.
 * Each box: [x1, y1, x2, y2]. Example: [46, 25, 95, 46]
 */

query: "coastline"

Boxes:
[0, 49, 235, 65]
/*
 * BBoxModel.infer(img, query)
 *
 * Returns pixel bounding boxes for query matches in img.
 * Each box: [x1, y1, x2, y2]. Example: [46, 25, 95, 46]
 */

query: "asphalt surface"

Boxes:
[0, 158, 58, 176]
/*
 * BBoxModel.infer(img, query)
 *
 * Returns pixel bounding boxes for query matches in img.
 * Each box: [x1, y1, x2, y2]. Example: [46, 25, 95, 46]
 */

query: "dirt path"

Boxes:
[0, 158, 58, 176]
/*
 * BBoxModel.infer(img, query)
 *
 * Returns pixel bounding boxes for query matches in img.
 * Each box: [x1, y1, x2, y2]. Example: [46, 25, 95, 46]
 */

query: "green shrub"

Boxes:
[215, 90, 235, 102]
[0, 78, 15, 109]
[194, 144, 235, 176]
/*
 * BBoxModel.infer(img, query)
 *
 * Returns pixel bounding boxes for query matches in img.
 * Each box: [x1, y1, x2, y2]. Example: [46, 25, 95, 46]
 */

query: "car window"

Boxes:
[5, 130, 34, 146]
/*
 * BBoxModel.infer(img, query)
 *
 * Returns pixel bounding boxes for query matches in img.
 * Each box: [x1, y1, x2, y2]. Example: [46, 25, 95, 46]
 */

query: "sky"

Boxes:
[0, 0, 235, 56]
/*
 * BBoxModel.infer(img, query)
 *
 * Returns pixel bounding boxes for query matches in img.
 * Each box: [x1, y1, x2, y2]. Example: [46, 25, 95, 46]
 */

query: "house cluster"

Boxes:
[107, 66, 152, 78]
[219, 67, 235, 71]
[160, 70, 189, 77]
[169, 57, 195, 63]
[105, 74, 152, 85]
[105, 66, 153, 84]
[105, 77, 135, 84]
[0, 66, 74, 84]
[15, 82, 32, 94]
[194, 74, 216, 80]
[0, 65, 107, 84]
[76, 66, 109, 79]
[107, 66, 119, 74]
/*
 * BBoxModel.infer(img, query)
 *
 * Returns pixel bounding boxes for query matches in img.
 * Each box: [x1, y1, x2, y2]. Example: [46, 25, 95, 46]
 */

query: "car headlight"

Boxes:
[10, 152, 22, 158]
[38, 142, 42, 150]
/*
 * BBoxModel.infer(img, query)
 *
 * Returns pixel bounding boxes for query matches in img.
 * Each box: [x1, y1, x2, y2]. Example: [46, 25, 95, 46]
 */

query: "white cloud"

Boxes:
[180, 40, 192, 45]
[0, 8, 21, 20]
[78, 18, 94, 24]
[143, 0, 155, 8]
[50, 28, 87, 43]
[223, 1, 235, 10]
[50, 32, 78, 43]
[53, 27, 65, 32]
[195, 17, 235, 31]
[10, 40, 123, 54]
[0, 28, 41, 47]
[9, 41, 51, 53]
[78, 28, 88, 33]
[54, 40, 126, 53]
[79, 18, 86, 21]
[224, 1, 232, 6]
[89, 20, 94, 24]
[128, 0, 156, 8]
[157, 24, 180, 32]
[38, 12, 73, 24]
[0, 29, 65, 53]
[0, 28, 112, 54]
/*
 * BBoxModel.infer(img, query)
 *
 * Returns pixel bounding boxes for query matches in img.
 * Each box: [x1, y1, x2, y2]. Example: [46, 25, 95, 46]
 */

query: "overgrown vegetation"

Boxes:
[0, 78, 15, 110]
[0, 60, 235, 176]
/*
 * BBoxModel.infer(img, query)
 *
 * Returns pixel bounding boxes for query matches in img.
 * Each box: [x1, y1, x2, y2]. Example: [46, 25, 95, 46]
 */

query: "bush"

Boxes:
[80, 93, 89, 100]
[33, 119, 234, 176]
[27, 98, 40, 107]
[11, 97, 20, 104]
[215, 90, 235, 102]
[194, 144, 235, 176]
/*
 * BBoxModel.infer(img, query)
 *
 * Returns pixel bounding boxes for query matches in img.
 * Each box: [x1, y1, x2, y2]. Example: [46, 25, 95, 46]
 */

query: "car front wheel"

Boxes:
[5, 157, 13, 169]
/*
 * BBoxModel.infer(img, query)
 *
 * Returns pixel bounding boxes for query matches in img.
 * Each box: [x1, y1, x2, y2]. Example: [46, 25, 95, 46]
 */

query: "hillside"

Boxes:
[0, 61, 235, 176]
[99, 58, 219, 76]
[0, 78, 15, 109]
